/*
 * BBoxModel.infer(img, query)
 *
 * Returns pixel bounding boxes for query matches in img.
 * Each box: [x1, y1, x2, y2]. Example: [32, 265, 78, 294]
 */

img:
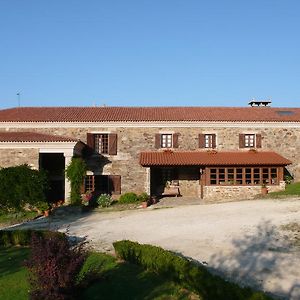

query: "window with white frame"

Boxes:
[161, 134, 172, 148]
[205, 134, 214, 148]
[244, 134, 255, 148]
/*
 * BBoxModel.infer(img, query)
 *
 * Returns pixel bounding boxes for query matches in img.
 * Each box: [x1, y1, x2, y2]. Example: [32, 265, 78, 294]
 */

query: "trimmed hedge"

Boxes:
[0, 229, 65, 247]
[113, 240, 273, 300]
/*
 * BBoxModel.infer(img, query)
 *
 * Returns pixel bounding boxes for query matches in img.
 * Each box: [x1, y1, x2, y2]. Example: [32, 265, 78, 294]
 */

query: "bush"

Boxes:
[97, 194, 112, 208]
[113, 240, 273, 300]
[118, 192, 139, 203]
[0, 229, 65, 247]
[138, 192, 149, 202]
[0, 164, 49, 211]
[65, 158, 87, 205]
[25, 231, 86, 300]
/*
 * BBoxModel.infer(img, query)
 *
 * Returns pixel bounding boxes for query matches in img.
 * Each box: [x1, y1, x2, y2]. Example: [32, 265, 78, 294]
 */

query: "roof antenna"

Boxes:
[16, 92, 21, 107]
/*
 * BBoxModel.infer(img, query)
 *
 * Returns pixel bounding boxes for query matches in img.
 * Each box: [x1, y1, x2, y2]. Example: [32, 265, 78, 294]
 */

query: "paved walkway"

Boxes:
[8, 198, 300, 300]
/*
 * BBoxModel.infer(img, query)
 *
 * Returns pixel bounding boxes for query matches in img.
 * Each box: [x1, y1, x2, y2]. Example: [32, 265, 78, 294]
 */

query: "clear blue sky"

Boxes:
[1, 0, 300, 108]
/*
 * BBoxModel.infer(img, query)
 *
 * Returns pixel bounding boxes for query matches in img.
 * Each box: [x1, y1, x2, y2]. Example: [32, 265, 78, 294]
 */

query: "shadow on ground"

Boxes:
[208, 220, 300, 300]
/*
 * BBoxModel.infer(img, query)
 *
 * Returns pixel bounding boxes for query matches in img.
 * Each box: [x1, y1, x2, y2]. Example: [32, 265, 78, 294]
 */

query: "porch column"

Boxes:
[145, 167, 151, 195]
[64, 152, 73, 204]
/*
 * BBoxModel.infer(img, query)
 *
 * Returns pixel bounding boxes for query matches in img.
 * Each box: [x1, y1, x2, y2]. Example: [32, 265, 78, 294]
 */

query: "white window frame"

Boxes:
[244, 134, 255, 148]
[161, 134, 173, 148]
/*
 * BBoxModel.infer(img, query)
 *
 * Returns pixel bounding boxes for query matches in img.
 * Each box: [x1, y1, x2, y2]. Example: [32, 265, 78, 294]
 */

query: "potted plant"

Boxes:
[81, 191, 92, 206]
[261, 183, 268, 195]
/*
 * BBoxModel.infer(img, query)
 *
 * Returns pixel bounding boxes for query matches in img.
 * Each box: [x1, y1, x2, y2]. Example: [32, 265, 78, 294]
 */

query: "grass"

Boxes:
[266, 182, 300, 198]
[79, 252, 199, 300]
[0, 248, 199, 300]
[0, 247, 30, 300]
[0, 211, 39, 227]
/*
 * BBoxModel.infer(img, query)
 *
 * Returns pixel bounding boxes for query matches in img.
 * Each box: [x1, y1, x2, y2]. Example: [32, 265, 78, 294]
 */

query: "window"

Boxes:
[239, 134, 262, 148]
[94, 134, 109, 154]
[161, 134, 172, 148]
[208, 167, 281, 185]
[155, 133, 179, 149]
[86, 133, 118, 155]
[244, 134, 255, 147]
[199, 134, 216, 149]
[83, 175, 121, 194]
[205, 134, 214, 148]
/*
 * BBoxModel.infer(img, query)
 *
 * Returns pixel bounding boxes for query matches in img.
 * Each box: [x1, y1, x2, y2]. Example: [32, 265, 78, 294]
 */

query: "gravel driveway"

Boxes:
[11, 198, 300, 299]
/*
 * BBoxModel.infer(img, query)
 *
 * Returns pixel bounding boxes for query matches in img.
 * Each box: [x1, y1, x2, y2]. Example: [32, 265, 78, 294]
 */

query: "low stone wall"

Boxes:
[203, 182, 286, 202]
[0, 148, 39, 169]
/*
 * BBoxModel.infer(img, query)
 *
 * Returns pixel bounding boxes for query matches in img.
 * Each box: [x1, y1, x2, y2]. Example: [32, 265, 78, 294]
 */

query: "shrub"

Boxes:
[65, 158, 87, 205]
[25, 231, 86, 300]
[0, 164, 49, 211]
[0, 229, 65, 247]
[113, 240, 273, 300]
[97, 194, 112, 207]
[138, 192, 149, 202]
[118, 192, 139, 203]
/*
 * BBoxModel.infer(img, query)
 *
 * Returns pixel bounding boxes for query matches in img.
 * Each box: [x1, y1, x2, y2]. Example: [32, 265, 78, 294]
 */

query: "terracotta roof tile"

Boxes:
[0, 131, 78, 143]
[139, 151, 291, 166]
[0, 106, 300, 122]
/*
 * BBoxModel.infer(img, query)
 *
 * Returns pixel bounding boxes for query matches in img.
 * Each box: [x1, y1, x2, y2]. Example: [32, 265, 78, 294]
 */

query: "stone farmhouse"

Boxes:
[0, 103, 299, 203]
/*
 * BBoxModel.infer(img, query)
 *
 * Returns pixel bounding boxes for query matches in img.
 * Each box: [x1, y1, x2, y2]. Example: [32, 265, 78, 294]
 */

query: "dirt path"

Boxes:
[11, 198, 300, 299]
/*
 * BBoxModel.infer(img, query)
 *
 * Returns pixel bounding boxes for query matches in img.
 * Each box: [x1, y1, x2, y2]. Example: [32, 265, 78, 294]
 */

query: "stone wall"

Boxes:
[204, 181, 286, 202]
[1, 124, 299, 197]
[0, 148, 39, 169]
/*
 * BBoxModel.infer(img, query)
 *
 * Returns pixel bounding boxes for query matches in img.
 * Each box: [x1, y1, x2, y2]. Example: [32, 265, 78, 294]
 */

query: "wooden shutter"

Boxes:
[86, 133, 95, 149]
[239, 134, 245, 148]
[212, 134, 216, 149]
[155, 134, 161, 149]
[173, 133, 179, 148]
[108, 134, 117, 155]
[198, 134, 205, 148]
[109, 175, 121, 194]
[256, 134, 262, 148]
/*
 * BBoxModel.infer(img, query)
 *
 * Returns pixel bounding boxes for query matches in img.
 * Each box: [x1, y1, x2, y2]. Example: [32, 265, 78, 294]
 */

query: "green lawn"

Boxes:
[267, 182, 300, 198]
[79, 253, 199, 300]
[0, 248, 199, 300]
[0, 211, 39, 227]
[0, 247, 30, 300]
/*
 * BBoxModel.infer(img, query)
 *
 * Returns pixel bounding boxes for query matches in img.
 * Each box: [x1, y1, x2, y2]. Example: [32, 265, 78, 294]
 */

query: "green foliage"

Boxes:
[0, 210, 39, 226]
[113, 240, 273, 300]
[0, 229, 65, 247]
[119, 192, 139, 203]
[137, 192, 149, 202]
[97, 194, 113, 207]
[284, 175, 293, 184]
[65, 158, 87, 205]
[0, 164, 49, 211]
[268, 182, 300, 197]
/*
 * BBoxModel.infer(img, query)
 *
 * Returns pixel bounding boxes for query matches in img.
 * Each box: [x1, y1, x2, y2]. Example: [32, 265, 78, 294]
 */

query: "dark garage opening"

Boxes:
[39, 153, 65, 203]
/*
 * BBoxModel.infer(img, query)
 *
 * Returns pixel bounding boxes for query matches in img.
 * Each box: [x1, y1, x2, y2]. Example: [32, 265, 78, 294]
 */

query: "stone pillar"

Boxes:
[64, 153, 73, 204]
[145, 167, 151, 195]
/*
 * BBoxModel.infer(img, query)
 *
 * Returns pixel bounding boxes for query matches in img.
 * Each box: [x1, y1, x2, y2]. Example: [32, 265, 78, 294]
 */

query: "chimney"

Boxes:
[248, 99, 272, 107]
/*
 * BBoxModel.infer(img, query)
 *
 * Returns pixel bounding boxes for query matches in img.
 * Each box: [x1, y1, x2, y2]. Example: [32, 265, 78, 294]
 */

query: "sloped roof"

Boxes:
[0, 131, 78, 143]
[139, 151, 292, 166]
[0, 106, 300, 122]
